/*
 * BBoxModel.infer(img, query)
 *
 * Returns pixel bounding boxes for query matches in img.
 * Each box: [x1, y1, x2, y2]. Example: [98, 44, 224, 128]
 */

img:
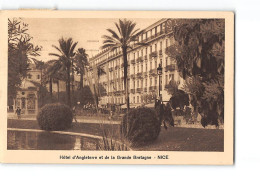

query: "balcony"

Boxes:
[130, 74, 135, 79]
[149, 69, 157, 76]
[164, 84, 171, 89]
[136, 72, 142, 78]
[136, 57, 143, 63]
[149, 86, 157, 92]
[136, 88, 143, 93]
[130, 89, 135, 94]
[149, 51, 158, 59]
[114, 90, 124, 96]
[100, 91, 108, 96]
[165, 65, 175, 72]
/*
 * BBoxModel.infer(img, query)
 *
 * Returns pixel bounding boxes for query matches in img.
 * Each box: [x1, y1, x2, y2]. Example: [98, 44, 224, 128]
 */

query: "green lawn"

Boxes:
[8, 119, 224, 151]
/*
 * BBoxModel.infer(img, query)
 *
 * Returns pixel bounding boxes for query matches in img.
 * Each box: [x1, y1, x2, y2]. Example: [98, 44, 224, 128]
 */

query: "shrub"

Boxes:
[121, 107, 161, 146]
[37, 103, 73, 131]
[201, 117, 208, 128]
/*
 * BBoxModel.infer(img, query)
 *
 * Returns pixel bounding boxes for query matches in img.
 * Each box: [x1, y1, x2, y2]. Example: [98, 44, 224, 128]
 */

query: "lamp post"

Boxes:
[157, 63, 162, 101]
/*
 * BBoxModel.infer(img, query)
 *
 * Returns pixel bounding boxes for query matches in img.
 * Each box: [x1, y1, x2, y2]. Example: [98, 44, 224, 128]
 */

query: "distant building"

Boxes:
[13, 64, 41, 115]
[87, 18, 184, 107]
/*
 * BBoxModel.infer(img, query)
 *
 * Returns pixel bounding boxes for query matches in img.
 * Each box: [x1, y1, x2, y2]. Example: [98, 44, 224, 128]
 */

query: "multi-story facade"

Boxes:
[88, 18, 184, 107]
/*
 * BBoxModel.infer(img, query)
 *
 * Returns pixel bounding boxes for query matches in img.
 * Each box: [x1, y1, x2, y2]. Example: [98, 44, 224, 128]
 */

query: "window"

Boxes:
[150, 46, 152, 53]
[145, 63, 148, 72]
[166, 57, 168, 66]
[141, 49, 143, 56]
[155, 44, 157, 51]
[37, 75, 40, 79]
[28, 74, 32, 79]
[145, 79, 147, 87]
[155, 77, 157, 85]
[150, 78, 152, 86]
[133, 53, 135, 59]
[137, 80, 139, 88]
[141, 80, 143, 88]
[133, 97, 135, 103]
[170, 74, 174, 81]
[137, 65, 139, 73]
[160, 41, 162, 50]
[137, 96, 139, 103]
[145, 48, 148, 55]
[133, 66, 135, 74]
[150, 61, 152, 69]
[166, 39, 168, 48]
[133, 81, 135, 89]
[165, 75, 168, 84]
[155, 60, 157, 68]
[141, 64, 143, 72]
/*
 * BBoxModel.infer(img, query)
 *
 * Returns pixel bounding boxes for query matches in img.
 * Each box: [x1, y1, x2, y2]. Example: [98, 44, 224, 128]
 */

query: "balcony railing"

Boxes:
[136, 72, 142, 78]
[165, 65, 175, 72]
[131, 60, 135, 64]
[149, 86, 157, 91]
[164, 84, 171, 89]
[149, 51, 158, 59]
[136, 88, 143, 93]
[149, 69, 157, 76]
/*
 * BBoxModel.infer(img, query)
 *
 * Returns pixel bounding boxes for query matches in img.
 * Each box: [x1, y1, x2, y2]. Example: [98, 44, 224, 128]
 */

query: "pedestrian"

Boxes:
[15, 107, 21, 119]
[72, 106, 77, 123]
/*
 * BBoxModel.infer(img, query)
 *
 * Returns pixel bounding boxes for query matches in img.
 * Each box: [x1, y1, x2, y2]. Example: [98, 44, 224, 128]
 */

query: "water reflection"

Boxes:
[7, 130, 100, 150]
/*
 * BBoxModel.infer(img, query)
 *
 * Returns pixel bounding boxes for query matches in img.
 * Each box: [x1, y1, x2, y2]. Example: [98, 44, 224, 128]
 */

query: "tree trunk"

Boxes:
[67, 65, 71, 107]
[122, 47, 130, 112]
[57, 80, 60, 101]
[80, 72, 84, 89]
[49, 77, 53, 101]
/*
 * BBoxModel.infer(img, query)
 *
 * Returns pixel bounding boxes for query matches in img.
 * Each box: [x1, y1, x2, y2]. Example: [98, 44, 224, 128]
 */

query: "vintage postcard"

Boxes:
[0, 10, 234, 164]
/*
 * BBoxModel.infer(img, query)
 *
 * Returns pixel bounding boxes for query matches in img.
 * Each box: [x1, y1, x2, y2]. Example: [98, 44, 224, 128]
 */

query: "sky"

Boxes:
[22, 18, 159, 61]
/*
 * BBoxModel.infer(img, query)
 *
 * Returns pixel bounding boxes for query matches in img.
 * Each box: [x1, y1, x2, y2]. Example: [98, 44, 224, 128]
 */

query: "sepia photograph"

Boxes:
[0, 10, 234, 164]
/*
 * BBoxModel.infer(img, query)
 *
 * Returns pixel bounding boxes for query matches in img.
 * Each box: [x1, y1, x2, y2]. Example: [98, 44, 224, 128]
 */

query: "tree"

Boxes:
[49, 38, 78, 107]
[101, 19, 145, 113]
[8, 18, 41, 105]
[166, 19, 224, 126]
[74, 48, 89, 90]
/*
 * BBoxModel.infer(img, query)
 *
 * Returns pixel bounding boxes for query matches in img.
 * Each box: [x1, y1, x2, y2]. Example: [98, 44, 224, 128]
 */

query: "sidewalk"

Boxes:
[7, 113, 121, 125]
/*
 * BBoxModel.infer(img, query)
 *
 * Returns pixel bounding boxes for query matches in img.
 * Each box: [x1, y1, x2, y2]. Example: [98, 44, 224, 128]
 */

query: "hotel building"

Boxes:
[88, 18, 184, 107]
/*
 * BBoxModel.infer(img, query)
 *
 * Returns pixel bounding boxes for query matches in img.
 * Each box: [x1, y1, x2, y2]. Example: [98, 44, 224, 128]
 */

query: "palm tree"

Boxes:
[45, 60, 67, 102]
[101, 19, 145, 113]
[49, 38, 78, 107]
[74, 48, 88, 90]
